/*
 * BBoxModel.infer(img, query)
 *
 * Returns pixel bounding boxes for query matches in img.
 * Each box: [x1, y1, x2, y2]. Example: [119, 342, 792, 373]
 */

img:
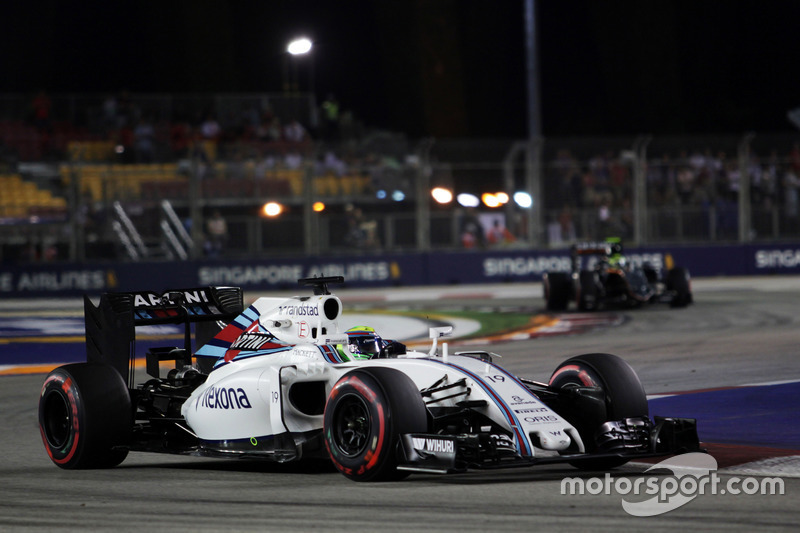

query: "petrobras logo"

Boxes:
[755, 248, 800, 269]
[195, 386, 253, 410]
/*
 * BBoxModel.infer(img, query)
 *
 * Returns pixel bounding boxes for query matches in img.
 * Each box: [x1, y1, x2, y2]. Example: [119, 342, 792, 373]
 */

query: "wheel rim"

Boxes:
[332, 393, 371, 457]
[42, 390, 71, 448]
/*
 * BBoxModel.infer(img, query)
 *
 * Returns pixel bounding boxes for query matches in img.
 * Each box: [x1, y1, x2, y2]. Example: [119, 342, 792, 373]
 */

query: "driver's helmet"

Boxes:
[337, 326, 383, 361]
[606, 237, 625, 267]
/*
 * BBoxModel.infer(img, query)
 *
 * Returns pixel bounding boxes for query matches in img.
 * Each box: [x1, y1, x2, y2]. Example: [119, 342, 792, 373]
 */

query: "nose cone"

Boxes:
[533, 430, 571, 451]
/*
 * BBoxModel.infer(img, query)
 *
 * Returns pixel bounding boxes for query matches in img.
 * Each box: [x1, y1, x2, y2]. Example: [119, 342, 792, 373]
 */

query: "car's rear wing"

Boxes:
[570, 242, 623, 271]
[84, 287, 244, 386]
[572, 242, 613, 256]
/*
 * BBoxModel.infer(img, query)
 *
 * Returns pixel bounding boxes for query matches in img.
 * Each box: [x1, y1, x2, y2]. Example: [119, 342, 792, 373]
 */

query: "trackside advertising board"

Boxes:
[1, 243, 799, 297]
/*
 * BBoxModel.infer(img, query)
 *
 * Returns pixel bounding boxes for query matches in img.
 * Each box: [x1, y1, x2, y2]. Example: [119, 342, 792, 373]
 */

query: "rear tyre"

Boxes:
[543, 272, 571, 311]
[549, 353, 648, 470]
[324, 367, 427, 482]
[643, 264, 659, 284]
[666, 267, 692, 307]
[39, 363, 132, 469]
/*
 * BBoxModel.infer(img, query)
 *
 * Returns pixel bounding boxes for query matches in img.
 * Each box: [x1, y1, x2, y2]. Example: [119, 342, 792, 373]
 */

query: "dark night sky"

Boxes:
[1, 1, 799, 139]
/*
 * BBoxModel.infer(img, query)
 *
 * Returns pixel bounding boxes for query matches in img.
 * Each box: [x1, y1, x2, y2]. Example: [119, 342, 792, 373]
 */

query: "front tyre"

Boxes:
[666, 267, 692, 307]
[39, 363, 132, 469]
[543, 272, 572, 311]
[324, 367, 427, 482]
[577, 270, 600, 311]
[549, 353, 648, 470]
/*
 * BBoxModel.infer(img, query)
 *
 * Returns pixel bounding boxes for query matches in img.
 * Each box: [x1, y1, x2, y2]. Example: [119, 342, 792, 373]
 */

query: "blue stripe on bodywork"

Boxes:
[428, 358, 533, 456]
[232, 306, 260, 329]
[318, 344, 345, 363]
[196, 305, 261, 359]
[226, 346, 293, 364]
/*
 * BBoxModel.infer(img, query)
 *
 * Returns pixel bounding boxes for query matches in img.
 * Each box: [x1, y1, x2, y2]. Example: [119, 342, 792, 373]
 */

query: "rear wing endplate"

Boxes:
[84, 287, 244, 386]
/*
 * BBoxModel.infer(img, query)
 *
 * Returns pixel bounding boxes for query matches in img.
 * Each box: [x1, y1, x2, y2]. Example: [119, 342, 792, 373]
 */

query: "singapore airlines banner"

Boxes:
[1, 244, 799, 296]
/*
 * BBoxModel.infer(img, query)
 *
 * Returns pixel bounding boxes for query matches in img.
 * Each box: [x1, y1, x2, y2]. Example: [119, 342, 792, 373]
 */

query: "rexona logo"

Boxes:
[412, 437, 455, 454]
[196, 386, 252, 410]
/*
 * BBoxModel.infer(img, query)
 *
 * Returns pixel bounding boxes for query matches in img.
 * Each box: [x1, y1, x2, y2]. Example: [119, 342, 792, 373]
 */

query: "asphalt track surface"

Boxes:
[1, 277, 799, 531]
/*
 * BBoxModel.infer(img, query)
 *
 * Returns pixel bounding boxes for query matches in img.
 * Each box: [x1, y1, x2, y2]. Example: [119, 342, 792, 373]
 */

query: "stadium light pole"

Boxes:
[524, 0, 544, 246]
[524, 0, 541, 139]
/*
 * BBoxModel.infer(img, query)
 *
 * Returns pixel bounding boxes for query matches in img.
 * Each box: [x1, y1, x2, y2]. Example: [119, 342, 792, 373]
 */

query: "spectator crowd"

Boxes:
[543, 143, 800, 243]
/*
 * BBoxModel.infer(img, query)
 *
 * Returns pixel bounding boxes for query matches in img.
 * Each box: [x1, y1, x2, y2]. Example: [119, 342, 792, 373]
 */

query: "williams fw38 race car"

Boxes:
[542, 240, 693, 312]
[39, 276, 700, 481]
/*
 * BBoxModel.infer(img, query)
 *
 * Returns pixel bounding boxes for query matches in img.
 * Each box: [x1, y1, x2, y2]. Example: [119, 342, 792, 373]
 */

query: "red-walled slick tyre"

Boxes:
[39, 363, 132, 469]
[549, 353, 648, 470]
[324, 367, 427, 482]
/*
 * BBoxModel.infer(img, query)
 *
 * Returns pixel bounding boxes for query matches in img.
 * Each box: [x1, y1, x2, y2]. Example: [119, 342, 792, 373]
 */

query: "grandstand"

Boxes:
[1, 92, 799, 263]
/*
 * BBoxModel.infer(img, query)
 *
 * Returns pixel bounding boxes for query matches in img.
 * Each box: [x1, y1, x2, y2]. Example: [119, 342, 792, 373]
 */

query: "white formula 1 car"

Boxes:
[39, 277, 699, 481]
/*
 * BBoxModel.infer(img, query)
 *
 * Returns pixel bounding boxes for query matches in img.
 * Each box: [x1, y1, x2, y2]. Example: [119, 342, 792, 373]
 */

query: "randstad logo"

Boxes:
[560, 453, 784, 516]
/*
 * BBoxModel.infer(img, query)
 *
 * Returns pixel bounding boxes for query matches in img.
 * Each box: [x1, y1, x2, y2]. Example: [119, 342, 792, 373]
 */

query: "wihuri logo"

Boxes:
[561, 452, 785, 517]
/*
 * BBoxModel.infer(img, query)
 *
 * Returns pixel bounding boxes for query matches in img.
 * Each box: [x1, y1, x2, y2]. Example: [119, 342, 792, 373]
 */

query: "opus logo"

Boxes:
[560, 453, 785, 516]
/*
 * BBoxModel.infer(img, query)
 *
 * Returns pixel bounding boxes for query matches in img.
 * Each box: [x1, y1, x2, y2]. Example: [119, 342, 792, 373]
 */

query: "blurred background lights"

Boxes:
[392, 190, 405, 201]
[312, 201, 325, 212]
[431, 187, 453, 204]
[481, 193, 501, 208]
[261, 202, 283, 217]
[287, 37, 312, 55]
[495, 192, 509, 204]
[456, 193, 480, 208]
[513, 191, 533, 208]
[376, 189, 387, 199]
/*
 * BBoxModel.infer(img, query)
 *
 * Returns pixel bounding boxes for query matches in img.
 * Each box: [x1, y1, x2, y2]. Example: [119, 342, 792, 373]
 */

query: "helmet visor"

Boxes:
[349, 335, 382, 357]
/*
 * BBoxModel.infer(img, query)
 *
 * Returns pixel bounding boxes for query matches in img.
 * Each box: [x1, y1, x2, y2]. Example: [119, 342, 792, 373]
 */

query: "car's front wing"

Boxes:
[397, 416, 701, 474]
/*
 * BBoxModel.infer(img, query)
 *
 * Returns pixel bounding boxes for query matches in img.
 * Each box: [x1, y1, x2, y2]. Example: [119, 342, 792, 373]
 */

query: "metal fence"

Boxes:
[1, 125, 799, 264]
